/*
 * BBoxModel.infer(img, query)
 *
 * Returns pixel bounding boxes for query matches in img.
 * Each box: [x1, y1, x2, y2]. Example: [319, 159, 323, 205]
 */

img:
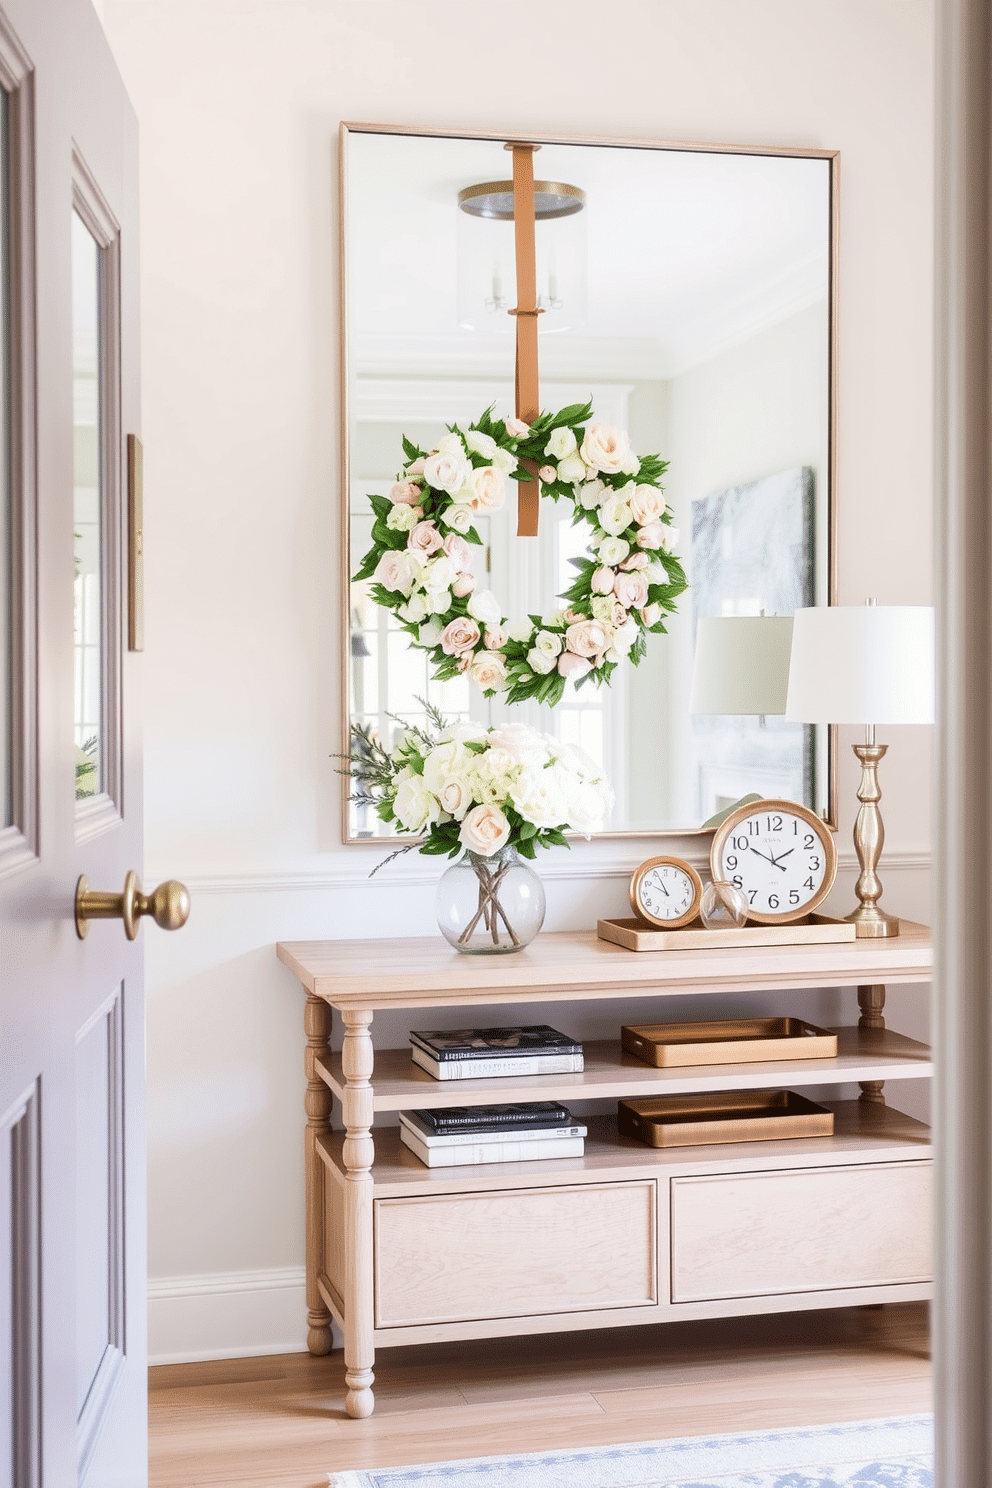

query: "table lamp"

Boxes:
[784, 601, 935, 938]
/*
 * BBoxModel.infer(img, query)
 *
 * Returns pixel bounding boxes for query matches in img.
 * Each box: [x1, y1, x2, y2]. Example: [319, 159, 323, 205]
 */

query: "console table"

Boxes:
[276, 925, 933, 1419]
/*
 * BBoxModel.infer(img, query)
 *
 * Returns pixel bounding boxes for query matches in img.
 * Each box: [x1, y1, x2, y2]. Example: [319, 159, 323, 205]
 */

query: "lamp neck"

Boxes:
[866, 722, 876, 748]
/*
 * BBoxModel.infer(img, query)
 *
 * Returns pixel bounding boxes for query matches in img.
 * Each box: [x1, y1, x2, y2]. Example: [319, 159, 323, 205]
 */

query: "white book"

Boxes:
[398, 1110, 587, 1147]
[410, 1045, 584, 1080]
[399, 1124, 585, 1168]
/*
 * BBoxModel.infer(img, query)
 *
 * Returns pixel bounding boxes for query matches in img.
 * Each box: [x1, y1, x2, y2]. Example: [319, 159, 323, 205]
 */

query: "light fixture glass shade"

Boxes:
[456, 181, 587, 334]
[689, 616, 794, 715]
[785, 606, 936, 725]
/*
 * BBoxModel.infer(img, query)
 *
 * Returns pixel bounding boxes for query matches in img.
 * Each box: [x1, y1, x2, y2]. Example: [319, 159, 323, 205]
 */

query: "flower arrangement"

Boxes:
[352, 401, 687, 710]
[346, 707, 615, 864]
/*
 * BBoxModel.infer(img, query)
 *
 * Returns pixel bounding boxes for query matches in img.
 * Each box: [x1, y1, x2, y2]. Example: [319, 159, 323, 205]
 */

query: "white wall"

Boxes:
[100, 0, 935, 1363]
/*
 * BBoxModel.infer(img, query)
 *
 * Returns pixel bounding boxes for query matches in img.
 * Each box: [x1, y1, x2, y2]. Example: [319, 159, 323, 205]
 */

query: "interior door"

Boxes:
[0, 1, 167, 1483]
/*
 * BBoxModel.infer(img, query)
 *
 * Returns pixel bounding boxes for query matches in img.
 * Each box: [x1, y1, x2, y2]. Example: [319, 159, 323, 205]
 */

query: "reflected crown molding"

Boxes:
[351, 377, 633, 426]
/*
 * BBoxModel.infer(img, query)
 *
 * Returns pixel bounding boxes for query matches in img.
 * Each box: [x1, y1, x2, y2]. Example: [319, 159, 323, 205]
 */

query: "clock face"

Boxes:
[710, 800, 837, 924]
[629, 857, 703, 929]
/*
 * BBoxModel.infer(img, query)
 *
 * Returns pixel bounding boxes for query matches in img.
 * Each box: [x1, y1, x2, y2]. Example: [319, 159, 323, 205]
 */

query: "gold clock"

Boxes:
[709, 799, 837, 924]
[629, 856, 704, 930]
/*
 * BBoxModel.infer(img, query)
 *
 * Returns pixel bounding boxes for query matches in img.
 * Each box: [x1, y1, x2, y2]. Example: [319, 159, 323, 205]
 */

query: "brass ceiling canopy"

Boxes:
[457, 180, 585, 221]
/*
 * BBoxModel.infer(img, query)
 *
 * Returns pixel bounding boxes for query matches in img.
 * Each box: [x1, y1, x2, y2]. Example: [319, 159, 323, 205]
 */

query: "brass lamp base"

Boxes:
[848, 732, 900, 937]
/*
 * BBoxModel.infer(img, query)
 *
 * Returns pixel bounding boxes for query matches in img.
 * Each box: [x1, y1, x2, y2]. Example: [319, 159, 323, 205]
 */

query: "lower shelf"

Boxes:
[317, 1100, 931, 1198]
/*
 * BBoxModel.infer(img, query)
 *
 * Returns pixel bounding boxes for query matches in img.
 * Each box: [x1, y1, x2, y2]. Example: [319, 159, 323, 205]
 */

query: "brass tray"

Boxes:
[597, 913, 857, 952]
[621, 1017, 838, 1069]
[618, 1090, 835, 1148]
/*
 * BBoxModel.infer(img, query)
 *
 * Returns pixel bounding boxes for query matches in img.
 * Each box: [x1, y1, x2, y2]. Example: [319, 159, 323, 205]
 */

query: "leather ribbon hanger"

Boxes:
[507, 142, 543, 537]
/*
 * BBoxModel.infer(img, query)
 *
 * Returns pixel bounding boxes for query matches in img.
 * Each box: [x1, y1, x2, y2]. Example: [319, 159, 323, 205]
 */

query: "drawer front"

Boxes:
[671, 1161, 932, 1303]
[374, 1180, 657, 1328]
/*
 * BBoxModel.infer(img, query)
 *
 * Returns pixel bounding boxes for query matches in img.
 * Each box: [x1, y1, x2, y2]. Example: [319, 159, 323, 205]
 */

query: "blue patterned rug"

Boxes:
[328, 1415, 933, 1488]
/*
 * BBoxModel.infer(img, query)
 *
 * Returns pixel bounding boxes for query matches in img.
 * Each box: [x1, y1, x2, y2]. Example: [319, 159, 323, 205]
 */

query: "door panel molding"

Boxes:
[71, 146, 123, 841]
[0, 14, 37, 877]
[74, 984, 125, 1480]
[2, 1081, 41, 1488]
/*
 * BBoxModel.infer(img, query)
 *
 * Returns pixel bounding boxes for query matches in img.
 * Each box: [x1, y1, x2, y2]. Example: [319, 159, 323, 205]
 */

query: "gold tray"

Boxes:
[597, 913, 857, 952]
[617, 1090, 835, 1148]
[621, 1017, 838, 1069]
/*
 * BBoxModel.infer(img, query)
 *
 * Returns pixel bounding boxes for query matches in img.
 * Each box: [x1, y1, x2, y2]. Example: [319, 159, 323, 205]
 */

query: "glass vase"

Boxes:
[436, 845, 546, 954]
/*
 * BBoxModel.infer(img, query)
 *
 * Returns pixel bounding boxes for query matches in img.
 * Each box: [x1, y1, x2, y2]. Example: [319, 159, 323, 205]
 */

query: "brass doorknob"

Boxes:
[75, 870, 191, 940]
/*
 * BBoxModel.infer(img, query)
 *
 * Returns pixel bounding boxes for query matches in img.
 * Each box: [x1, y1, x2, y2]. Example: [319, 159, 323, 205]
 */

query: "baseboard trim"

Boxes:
[148, 1267, 312, 1365]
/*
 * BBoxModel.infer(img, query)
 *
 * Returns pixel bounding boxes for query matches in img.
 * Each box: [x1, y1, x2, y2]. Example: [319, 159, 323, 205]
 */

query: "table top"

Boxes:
[276, 922, 933, 1010]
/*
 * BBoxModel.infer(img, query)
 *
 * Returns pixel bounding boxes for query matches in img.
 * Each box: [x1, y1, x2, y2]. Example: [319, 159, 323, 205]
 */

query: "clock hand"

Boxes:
[748, 847, 785, 870]
[770, 848, 795, 867]
[657, 880, 670, 897]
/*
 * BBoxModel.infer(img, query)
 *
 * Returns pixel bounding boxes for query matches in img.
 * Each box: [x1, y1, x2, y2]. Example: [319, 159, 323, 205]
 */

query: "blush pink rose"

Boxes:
[628, 484, 666, 526]
[564, 609, 586, 625]
[484, 624, 508, 651]
[466, 465, 507, 512]
[505, 416, 530, 438]
[452, 572, 476, 597]
[620, 551, 650, 570]
[613, 571, 649, 610]
[442, 532, 472, 570]
[557, 652, 593, 680]
[439, 616, 481, 656]
[590, 566, 615, 595]
[635, 522, 665, 550]
[390, 480, 422, 505]
[565, 618, 611, 659]
[579, 423, 631, 475]
[459, 803, 511, 856]
[406, 458, 426, 476]
[640, 603, 663, 628]
[408, 521, 444, 555]
[539, 465, 557, 483]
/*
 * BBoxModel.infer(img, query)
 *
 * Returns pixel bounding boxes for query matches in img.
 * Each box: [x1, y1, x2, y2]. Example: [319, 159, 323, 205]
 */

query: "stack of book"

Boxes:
[409, 1024, 584, 1080]
[398, 1101, 586, 1167]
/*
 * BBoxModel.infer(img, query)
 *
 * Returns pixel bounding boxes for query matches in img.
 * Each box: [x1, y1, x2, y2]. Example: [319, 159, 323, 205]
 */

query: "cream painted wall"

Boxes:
[100, 0, 935, 1362]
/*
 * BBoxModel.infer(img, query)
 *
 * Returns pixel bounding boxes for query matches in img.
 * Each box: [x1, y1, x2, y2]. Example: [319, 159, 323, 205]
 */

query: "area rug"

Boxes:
[327, 1414, 933, 1488]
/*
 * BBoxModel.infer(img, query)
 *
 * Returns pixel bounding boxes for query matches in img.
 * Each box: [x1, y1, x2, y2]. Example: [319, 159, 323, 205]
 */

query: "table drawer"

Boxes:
[671, 1160, 932, 1303]
[374, 1180, 657, 1328]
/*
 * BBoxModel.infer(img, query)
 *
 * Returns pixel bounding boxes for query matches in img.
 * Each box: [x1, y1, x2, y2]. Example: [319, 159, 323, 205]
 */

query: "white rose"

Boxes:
[596, 536, 630, 568]
[640, 602, 663, 628]
[393, 775, 441, 833]
[444, 504, 475, 535]
[459, 803, 511, 856]
[545, 426, 578, 460]
[591, 594, 617, 626]
[505, 416, 530, 438]
[465, 428, 498, 460]
[467, 588, 503, 626]
[644, 559, 665, 584]
[491, 445, 518, 474]
[597, 495, 634, 537]
[486, 724, 550, 769]
[399, 593, 429, 623]
[527, 645, 558, 675]
[423, 740, 475, 794]
[468, 746, 518, 802]
[424, 555, 458, 589]
[511, 768, 569, 830]
[437, 777, 471, 820]
[532, 628, 563, 659]
[386, 502, 420, 533]
[542, 607, 569, 628]
[660, 524, 680, 552]
[558, 454, 587, 485]
[423, 586, 452, 616]
[579, 423, 632, 475]
[424, 447, 470, 495]
[611, 618, 639, 655]
[418, 620, 443, 646]
[579, 478, 606, 510]
[565, 778, 614, 833]
[507, 618, 536, 643]
[469, 651, 509, 692]
[373, 550, 418, 595]
[619, 450, 641, 476]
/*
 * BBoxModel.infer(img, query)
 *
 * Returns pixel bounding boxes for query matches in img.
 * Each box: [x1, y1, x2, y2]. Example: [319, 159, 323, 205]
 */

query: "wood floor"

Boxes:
[149, 1302, 932, 1488]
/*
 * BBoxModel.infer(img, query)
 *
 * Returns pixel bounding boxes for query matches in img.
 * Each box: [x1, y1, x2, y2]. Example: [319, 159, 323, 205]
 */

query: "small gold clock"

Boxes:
[709, 798, 837, 925]
[629, 856, 704, 930]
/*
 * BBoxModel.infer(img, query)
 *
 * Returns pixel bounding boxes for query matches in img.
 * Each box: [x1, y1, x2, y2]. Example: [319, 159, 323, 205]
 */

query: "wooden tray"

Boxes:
[617, 1090, 835, 1148]
[621, 1017, 838, 1068]
[597, 913, 857, 952]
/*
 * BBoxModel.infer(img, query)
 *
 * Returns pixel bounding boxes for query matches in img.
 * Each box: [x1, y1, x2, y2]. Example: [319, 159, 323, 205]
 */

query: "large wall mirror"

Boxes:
[341, 125, 837, 840]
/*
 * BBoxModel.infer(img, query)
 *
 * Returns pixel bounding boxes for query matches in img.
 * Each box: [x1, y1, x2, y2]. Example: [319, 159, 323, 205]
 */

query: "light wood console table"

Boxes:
[277, 924, 933, 1419]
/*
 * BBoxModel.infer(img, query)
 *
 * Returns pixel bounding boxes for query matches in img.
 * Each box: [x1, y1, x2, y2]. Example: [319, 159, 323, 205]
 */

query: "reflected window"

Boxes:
[72, 211, 103, 801]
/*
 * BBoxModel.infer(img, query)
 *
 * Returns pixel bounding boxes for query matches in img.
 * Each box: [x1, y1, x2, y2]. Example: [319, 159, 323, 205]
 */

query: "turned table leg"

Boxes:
[858, 982, 886, 1106]
[304, 994, 333, 1355]
[342, 1008, 376, 1419]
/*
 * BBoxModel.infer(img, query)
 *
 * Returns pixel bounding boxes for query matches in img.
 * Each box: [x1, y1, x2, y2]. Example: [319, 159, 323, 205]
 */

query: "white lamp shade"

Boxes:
[785, 605, 935, 725]
[690, 616, 794, 715]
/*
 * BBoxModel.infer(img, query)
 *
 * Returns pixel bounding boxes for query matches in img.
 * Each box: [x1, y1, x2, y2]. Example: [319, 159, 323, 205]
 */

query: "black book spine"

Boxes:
[410, 1038, 584, 1061]
[423, 1112, 571, 1133]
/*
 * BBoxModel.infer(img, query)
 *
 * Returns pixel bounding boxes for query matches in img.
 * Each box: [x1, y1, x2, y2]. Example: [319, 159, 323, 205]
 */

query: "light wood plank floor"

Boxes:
[149, 1303, 931, 1488]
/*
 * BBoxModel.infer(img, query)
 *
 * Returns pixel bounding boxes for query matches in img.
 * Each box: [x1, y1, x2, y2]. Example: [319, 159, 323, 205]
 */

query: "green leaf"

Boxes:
[516, 837, 537, 860]
[401, 435, 422, 463]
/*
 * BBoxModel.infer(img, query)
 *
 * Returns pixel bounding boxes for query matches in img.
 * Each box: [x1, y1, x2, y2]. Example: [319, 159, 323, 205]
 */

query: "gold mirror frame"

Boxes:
[338, 122, 839, 844]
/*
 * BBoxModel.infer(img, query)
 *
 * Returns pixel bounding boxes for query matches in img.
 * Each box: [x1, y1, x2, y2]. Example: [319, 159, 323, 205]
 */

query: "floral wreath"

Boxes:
[352, 401, 687, 708]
